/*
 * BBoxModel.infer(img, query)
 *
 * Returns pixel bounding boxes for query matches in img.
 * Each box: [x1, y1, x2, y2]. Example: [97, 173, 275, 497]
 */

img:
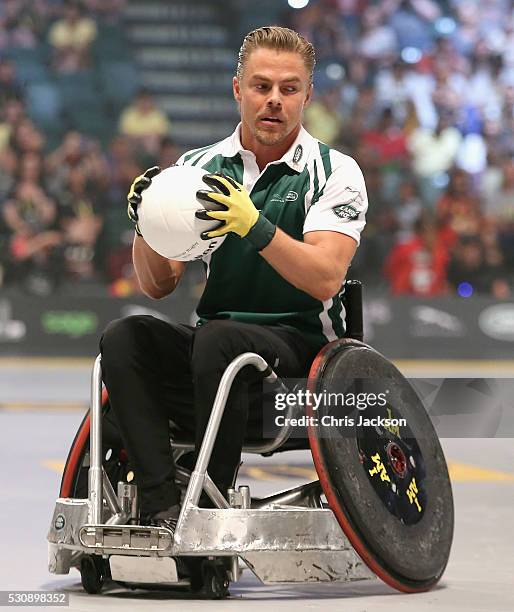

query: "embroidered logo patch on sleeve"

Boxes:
[332, 187, 363, 220]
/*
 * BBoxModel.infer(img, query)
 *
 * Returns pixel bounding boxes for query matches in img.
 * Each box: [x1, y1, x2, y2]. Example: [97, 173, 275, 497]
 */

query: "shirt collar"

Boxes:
[226, 122, 312, 173]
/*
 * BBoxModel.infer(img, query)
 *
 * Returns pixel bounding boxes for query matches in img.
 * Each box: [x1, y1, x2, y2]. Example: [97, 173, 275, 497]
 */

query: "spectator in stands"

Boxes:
[361, 106, 409, 200]
[385, 0, 440, 52]
[354, 162, 397, 279]
[408, 113, 462, 206]
[467, 53, 504, 122]
[289, 1, 348, 61]
[483, 157, 514, 225]
[348, 86, 382, 140]
[340, 56, 372, 118]
[0, 0, 41, 49]
[451, 2, 481, 57]
[157, 136, 180, 170]
[9, 118, 45, 156]
[374, 59, 410, 123]
[0, 59, 23, 109]
[2, 154, 62, 294]
[46, 130, 109, 196]
[384, 214, 450, 296]
[447, 234, 510, 298]
[119, 88, 172, 157]
[0, 96, 25, 152]
[361, 106, 408, 165]
[105, 135, 142, 204]
[436, 168, 482, 239]
[0, 146, 17, 201]
[304, 87, 344, 146]
[392, 179, 423, 244]
[48, 0, 97, 73]
[57, 166, 103, 280]
[401, 56, 438, 130]
[358, 5, 397, 60]
[431, 61, 468, 118]
[483, 157, 514, 269]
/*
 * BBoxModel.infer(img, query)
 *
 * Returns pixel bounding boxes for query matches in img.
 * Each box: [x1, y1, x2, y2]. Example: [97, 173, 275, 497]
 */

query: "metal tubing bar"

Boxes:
[203, 472, 231, 509]
[105, 512, 130, 526]
[180, 353, 270, 512]
[89, 354, 103, 524]
[175, 467, 230, 509]
[252, 481, 322, 509]
[170, 375, 297, 456]
[102, 468, 121, 516]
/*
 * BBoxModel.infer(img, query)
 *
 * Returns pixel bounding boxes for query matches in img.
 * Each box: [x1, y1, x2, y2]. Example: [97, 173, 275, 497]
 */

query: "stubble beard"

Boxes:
[254, 123, 288, 146]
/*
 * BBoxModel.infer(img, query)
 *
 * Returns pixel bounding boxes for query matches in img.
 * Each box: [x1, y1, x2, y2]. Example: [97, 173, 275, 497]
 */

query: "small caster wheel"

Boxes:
[191, 559, 230, 599]
[80, 555, 105, 594]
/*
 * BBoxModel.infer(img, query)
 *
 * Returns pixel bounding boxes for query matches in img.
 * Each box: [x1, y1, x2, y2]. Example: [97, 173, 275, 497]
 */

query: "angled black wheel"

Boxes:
[190, 559, 230, 599]
[307, 338, 454, 593]
[80, 555, 105, 594]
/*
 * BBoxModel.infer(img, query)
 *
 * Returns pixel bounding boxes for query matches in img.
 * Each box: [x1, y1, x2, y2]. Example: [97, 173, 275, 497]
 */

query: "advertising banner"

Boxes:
[0, 291, 513, 359]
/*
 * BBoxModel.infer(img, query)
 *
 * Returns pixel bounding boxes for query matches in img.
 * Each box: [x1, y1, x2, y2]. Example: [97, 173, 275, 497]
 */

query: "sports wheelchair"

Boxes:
[47, 281, 454, 599]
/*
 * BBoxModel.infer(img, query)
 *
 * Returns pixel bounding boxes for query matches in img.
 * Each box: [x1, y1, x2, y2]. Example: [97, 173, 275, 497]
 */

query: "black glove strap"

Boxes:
[245, 214, 277, 251]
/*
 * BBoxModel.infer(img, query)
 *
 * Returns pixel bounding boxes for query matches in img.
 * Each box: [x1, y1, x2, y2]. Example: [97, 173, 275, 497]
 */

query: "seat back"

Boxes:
[342, 280, 363, 341]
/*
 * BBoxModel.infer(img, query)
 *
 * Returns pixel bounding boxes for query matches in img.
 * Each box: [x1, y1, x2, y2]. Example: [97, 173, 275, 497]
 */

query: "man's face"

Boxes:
[233, 47, 312, 148]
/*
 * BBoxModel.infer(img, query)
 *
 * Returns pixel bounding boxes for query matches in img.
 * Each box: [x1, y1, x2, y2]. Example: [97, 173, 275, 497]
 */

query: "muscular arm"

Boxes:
[260, 229, 357, 302]
[132, 234, 186, 299]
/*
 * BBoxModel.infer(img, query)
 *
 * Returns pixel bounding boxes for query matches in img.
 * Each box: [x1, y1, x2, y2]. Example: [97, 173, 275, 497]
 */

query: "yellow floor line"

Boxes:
[42, 459, 514, 483]
[447, 461, 514, 482]
[43, 459, 66, 473]
[1, 402, 86, 412]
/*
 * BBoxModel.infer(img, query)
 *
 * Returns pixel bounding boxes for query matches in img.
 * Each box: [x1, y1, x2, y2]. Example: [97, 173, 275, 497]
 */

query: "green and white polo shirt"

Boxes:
[176, 123, 368, 351]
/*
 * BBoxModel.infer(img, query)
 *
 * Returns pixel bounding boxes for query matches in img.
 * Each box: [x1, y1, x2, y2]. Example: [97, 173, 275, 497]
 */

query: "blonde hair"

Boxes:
[236, 26, 316, 84]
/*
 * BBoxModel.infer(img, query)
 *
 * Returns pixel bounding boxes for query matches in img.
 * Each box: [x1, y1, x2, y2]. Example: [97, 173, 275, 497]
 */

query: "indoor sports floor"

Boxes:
[1, 358, 513, 611]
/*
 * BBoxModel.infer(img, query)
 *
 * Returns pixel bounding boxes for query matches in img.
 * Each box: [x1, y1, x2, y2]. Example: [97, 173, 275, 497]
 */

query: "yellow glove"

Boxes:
[196, 173, 276, 250]
[195, 173, 258, 238]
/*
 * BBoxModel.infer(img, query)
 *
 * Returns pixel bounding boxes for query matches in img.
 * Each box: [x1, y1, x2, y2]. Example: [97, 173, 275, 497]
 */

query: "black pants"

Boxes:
[100, 316, 319, 515]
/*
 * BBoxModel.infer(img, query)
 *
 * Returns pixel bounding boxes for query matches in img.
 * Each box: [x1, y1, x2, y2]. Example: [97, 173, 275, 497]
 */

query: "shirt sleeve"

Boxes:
[303, 156, 368, 245]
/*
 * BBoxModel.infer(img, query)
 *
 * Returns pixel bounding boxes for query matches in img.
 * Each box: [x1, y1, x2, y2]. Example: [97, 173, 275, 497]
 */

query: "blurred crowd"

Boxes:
[290, 0, 514, 298]
[1, 0, 513, 299]
[0, 0, 178, 296]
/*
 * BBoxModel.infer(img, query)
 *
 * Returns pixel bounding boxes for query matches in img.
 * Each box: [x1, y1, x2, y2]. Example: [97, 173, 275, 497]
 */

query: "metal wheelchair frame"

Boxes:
[48, 281, 374, 590]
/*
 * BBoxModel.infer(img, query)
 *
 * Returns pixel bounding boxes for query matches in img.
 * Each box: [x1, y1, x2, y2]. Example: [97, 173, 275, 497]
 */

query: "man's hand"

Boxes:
[195, 173, 276, 250]
[127, 166, 161, 235]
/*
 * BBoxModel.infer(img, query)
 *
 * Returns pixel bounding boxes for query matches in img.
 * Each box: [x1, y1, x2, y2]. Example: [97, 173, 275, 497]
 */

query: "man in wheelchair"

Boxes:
[50, 26, 454, 597]
[100, 26, 368, 531]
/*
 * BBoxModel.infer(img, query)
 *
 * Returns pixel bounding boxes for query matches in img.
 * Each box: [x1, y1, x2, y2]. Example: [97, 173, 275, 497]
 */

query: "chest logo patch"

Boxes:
[270, 191, 299, 203]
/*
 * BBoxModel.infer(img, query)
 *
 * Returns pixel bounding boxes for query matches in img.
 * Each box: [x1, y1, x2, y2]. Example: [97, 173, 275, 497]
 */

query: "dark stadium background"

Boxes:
[1, 0, 513, 359]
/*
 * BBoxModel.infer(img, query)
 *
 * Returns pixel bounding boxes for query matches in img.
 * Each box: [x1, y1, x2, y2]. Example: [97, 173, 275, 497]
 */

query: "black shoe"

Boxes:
[147, 504, 181, 532]
[144, 504, 192, 579]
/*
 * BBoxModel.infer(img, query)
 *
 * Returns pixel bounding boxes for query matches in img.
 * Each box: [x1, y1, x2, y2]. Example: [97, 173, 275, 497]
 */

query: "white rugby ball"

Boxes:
[137, 165, 226, 261]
